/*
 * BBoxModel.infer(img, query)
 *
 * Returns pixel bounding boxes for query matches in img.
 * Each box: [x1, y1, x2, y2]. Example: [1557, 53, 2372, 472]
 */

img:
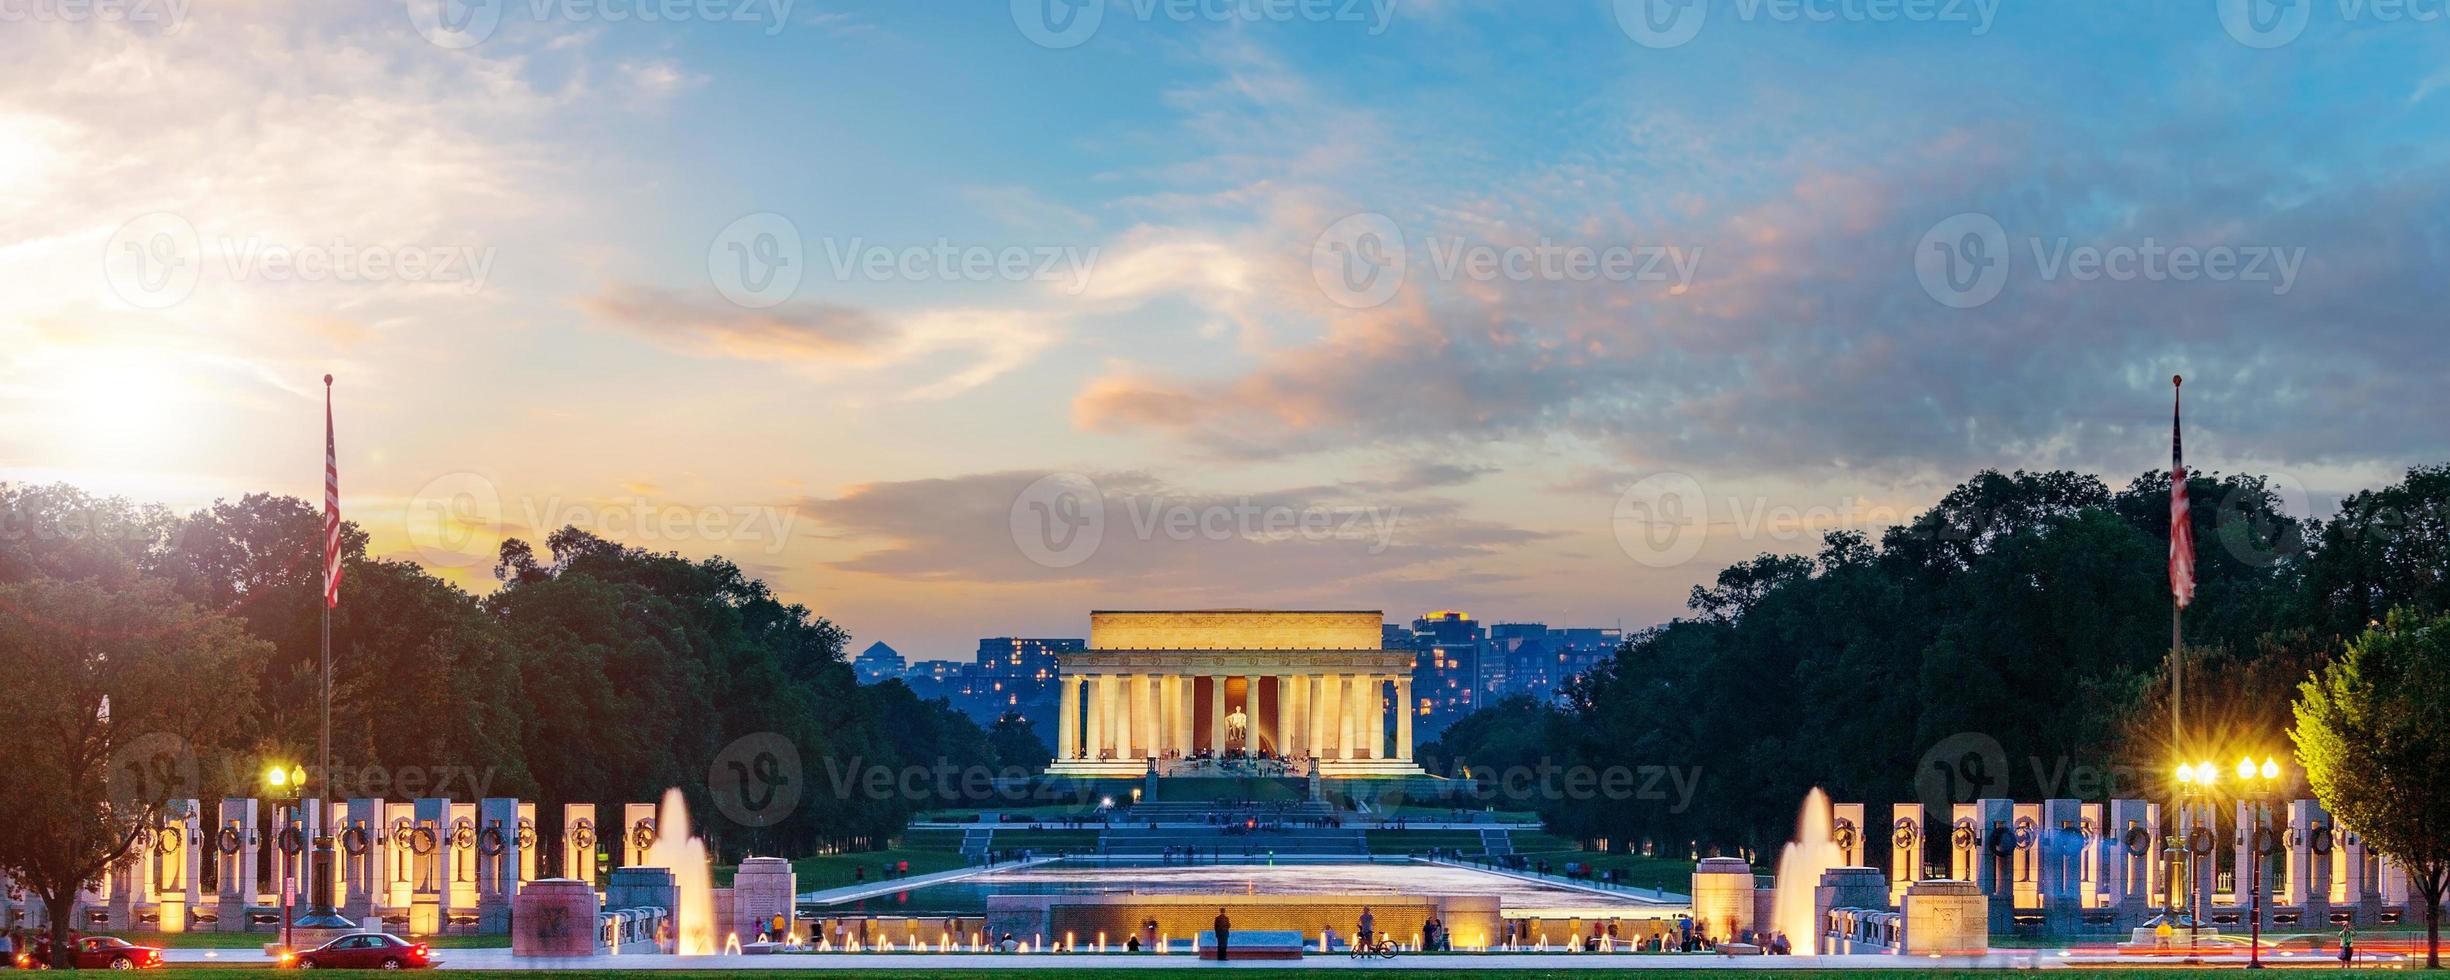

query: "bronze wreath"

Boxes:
[2188, 826, 2217, 856]
[2123, 826, 2152, 857]
[631, 820, 656, 852]
[218, 827, 243, 855]
[2310, 825, 2334, 855]
[409, 826, 439, 855]
[276, 826, 305, 855]
[156, 825, 183, 856]
[571, 819, 597, 851]
[478, 826, 507, 857]
[1892, 818, 1920, 851]
[342, 826, 372, 856]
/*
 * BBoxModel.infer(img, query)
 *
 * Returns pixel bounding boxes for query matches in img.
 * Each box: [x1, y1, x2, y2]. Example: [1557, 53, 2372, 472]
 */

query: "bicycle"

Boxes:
[1349, 934, 1398, 960]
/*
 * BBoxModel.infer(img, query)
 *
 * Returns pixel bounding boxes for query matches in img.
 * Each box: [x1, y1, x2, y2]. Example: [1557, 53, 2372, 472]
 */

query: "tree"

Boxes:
[2291, 610, 2450, 967]
[987, 712, 1052, 773]
[0, 575, 264, 970]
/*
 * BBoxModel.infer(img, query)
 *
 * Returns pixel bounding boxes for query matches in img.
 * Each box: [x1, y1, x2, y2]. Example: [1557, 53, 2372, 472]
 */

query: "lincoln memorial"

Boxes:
[1044, 610, 1425, 778]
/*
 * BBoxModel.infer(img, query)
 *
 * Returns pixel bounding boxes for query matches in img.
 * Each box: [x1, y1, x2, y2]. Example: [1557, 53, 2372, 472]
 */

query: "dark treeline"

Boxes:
[0, 483, 1042, 862]
[1427, 464, 2450, 858]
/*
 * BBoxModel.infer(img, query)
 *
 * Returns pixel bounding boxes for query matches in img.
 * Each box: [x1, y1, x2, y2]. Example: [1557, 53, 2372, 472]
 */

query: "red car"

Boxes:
[16, 935, 167, 970]
[285, 932, 437, 970]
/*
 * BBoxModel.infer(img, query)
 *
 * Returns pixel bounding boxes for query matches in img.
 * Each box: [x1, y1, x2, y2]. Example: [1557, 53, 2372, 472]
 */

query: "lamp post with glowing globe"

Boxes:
[2238, 755, 2282, 969]
[2173, 759, 2217, 950]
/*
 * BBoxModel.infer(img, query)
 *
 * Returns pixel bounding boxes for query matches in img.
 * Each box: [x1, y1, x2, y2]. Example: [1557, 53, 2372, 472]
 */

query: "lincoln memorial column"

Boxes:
[1240, 673, 1261, 749]
[1118, 675, 1136, 758]
[1395, 675, 1413, 761]
[1208, 673, 1226, 753]
[1175, 675, 1194, 756]
[1272, 675, 1291, 756]
[1122, 676, 1141, 759]
[1085, 674, 1107, 758]
[1352, 674, 1370, 758]
[1156, 674, 1175, 758]
[1368, 674, 1388, 760]
[1306, 674, 1325, 758]
[1058, 675, 1080, 759]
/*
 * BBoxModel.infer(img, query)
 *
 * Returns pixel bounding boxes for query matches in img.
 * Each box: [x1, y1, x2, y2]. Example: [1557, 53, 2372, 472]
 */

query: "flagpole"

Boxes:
[2169, 374, 2183, 756]
[2167, 373, 2188, 928]
[301, 374, 348, 928]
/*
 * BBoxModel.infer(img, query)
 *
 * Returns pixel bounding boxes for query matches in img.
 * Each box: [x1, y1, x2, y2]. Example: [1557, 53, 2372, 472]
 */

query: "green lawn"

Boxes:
[1487, 839, 1697, 895]
[780, 848, 976, 890]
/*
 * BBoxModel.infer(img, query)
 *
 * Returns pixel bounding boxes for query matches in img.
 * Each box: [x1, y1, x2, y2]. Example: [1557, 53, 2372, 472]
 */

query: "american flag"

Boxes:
[323, 374, 342, 609]
[2169, 375, 2194, 609]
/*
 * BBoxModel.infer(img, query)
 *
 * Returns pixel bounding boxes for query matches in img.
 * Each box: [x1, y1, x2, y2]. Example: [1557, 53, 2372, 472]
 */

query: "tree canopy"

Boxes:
[2292, 610, 2450, 967]
[0, 482, 1002, 871]
[1434, 464, 2446, 859]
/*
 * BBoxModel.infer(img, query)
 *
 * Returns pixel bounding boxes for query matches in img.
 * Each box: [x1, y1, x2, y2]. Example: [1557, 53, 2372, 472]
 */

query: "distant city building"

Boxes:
[851, 641, 906, 683]
[1407, 610, 1484, 726]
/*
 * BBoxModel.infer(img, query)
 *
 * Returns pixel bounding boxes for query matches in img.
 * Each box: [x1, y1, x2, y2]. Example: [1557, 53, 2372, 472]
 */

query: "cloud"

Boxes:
[577, 285, 1062, 399]
[1063, 49, 2450, 480]
[581, 284, 887, 360]
[795, 469, 1551, 603]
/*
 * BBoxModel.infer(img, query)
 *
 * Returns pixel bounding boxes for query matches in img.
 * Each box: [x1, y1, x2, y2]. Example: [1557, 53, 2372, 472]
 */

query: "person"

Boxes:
[1357, 906, 1375, 951]
[1423, 915, 1442, 954]
[1322, 925, 1341, 952]
[1126, 935, 1142, 952]
[0, 928, 15, 969]
[1213, 907, 1232, 962]
[2155, 919, 2173, 949]
[998, 932, 1019, 953]
[2339, 924, 2355, 966]
[1770, 931, 1791, 956]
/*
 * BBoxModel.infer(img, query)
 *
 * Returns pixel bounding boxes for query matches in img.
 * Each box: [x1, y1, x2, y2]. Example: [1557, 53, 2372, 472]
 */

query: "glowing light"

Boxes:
[2237, 757, 2256, 781]
[2261, 757, 2280, 780]
[266, 766, 289, 787]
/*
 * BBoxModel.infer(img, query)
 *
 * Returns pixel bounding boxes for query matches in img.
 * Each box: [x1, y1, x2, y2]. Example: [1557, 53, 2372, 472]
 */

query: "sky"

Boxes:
[3, 0, 2446, 660]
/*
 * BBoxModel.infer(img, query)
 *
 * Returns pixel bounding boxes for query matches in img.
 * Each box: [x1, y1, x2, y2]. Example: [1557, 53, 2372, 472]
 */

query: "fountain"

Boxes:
[641, 787, 717, 954]
[1770, 787, 1844, 954]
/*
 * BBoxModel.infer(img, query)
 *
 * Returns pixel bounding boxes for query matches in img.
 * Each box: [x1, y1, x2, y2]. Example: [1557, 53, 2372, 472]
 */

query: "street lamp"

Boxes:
[2238, 755, 2282, 969]
[266, 765, 303, 951]
[2173, 759, 2217, 949]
